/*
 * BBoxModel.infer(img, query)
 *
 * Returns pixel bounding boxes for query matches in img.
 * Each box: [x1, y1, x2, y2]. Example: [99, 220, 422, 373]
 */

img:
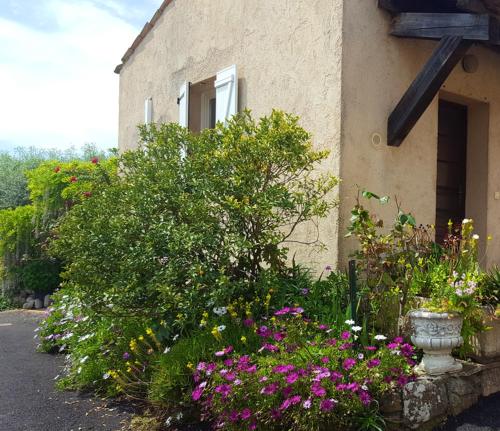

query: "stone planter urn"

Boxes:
[409, 309, 463, 375]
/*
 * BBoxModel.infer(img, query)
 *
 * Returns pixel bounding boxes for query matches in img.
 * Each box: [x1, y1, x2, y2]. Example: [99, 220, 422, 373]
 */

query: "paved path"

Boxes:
[436, 392, 500, 431]
[0, 310, 132, 431]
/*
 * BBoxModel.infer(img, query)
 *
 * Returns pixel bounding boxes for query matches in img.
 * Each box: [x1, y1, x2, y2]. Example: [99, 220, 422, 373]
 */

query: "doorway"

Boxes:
[435, 100, 468, 243]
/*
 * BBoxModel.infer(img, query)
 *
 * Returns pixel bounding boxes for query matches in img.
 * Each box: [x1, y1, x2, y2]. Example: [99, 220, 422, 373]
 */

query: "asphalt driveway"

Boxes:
[0, 310, 132, 431]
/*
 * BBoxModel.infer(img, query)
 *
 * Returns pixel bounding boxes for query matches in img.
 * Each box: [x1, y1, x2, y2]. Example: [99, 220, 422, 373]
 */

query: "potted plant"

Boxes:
[409, 219, 485, 375]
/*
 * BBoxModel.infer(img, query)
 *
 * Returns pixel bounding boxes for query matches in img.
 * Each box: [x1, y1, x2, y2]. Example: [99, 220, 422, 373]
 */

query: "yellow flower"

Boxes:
[138, 335, 144, 341]
[146, 328, 153, 336]
[127, 367, 132, 373]
[240, 336, 247, 344]
[270, 316, 276, 323]
[186, 362, 194, 370]
[129, 339, 138, 351]
[488, 235, 493, 241]
[202, 311, 209, 319]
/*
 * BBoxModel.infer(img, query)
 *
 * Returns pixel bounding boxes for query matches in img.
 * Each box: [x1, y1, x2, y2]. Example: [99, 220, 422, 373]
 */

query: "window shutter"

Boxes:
[214, 65, 238, 124]
[144, 97, 153, 125]
[178, 81, 189, 128]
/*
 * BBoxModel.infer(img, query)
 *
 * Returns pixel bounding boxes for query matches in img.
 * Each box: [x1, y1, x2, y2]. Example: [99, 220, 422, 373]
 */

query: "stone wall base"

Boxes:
[381, 361, 500, 430]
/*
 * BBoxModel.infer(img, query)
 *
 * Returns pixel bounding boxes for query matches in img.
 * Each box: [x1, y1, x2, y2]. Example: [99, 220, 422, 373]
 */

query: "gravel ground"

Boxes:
[0, 310, 133, 431]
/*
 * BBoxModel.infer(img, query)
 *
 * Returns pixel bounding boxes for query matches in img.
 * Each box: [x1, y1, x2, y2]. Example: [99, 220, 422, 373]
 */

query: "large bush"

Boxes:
[49, 111, 338, 333]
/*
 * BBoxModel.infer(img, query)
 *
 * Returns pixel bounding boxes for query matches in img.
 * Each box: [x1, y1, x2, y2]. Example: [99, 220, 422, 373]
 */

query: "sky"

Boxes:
[0, 0, 163, 152]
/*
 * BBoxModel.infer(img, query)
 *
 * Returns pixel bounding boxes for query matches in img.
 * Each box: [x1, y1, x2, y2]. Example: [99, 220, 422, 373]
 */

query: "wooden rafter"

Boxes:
[391, 13, 490, 40]
[388, 36, 472, 147]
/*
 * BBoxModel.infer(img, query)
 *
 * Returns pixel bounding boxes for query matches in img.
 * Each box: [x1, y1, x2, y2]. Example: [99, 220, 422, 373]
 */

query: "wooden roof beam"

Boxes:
[391, 13, 490, 40]
[388, 36, 472, 147]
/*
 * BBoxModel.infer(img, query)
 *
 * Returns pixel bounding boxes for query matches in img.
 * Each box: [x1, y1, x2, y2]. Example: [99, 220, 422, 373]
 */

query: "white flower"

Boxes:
[213, 307, 227, 316]
[163, 347, 171, 354]
[391, 349, 401, 355]
[351, 326, 362, 332]
[361, 385, 368, 391]
[345, 319, 355, 325]
[103, 372, 110, 380]
[165, 417, 172, 427]
[463, 218, 471, 224]
[374, 334, 387, 341]
[172, 334, 179, 341]
[473, 234, 479, 240]
[217, 325, 226, 332]
[176, 412, 183, 420]
[80, 355, 89, 364]
[77, 366, 82, 374]
[358, 353, 364, 360]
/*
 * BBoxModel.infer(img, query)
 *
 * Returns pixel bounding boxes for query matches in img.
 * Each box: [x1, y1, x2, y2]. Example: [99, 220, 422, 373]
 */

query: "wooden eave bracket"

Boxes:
[387, 36, 472, 147]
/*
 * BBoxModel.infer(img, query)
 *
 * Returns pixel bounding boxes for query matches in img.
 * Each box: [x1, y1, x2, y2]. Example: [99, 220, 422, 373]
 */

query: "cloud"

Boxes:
[0, 0, 151, 151]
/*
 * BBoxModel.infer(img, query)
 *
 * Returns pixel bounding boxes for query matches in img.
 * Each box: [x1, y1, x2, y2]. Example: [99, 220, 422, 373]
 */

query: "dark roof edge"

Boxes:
[114, 0, 173, 74]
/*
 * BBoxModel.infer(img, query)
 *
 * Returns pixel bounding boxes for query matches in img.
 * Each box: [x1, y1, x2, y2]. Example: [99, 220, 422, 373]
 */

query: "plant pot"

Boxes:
[409, 309, 463, 375]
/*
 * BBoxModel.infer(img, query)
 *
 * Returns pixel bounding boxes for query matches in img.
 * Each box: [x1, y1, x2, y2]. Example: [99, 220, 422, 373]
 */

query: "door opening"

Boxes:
[435, 100, 468, 244]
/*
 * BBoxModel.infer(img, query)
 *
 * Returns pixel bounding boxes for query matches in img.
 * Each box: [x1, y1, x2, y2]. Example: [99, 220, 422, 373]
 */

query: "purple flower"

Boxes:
[280, 395, 301, 411]
[291, 307, 304, 315]
[229, 410, 239, 422]
[256, 325, 272, 338]
[318, 324, 329, 330]
[243, 319, 255, 327]
[339, 342, 354, 351]
[346, 382, 359, 392]
[330, 371, 343, 381]
[244, 364, 257, 374]
[367, 358, 381, 368]
[215, 384, 232, 397]
[326, 338, 337, 346]
[341, 331, 351, 340]
[400, 343, 414, 357]
[359, 390, 372, 406]
[273, 332, 286, 341]
[196, 362, 206, 371]
[261, 382, 279, 395]
[311, 383, 326, 397]
[303, 399, 312, 409]
[393, 336, 404, 344]
[240, 408, 252, 420]
[285, 372, 299, 384]
[364, 346, 377, 351]
[321, 356, 329, 363]
[282, 385, 293, 398]
[274, 307, 291, 316]
[387, 342, 399, 350]
[343, 358, 356, 370]
[325, 265, 332, 271]
[320, 398, 337, 411]
[223, 358, 234, 367]
[273, 364, 295, 374]
[262, 343, 279, 352]
[223, 372, 236, 381]
[301, 288, 310, 295]
[191, 384, 205, 401]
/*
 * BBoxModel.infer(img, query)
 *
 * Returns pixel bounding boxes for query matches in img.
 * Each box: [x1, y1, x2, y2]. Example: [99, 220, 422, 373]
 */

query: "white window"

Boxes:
[178, 65, 238, 132]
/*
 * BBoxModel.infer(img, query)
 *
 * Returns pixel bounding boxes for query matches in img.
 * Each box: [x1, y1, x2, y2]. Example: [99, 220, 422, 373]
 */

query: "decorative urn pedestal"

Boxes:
[409, 309, 463, 375]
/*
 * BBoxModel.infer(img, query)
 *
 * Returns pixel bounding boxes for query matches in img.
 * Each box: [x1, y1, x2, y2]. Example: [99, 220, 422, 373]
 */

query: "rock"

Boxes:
[402, 377, 448, 429]
[480, 363, 500, 396]
[22, 300, 35, 309]
[25, 295, 34, 303]
[43, 294, 51, 308]
[446, 375, 480, 416]
[34, 299, 43, 309]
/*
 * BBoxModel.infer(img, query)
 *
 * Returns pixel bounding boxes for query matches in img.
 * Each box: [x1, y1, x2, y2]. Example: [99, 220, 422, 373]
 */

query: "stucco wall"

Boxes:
[117, 0, 344, 271]
[340, 0, 500, 268]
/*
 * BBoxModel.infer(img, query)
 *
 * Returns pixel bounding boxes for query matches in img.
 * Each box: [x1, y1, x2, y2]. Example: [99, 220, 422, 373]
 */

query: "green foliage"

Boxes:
[0, 205, 36, 257]
[49, 111, 338, 331]
[0, 144, 110, 210]
[480, 266, 500, 305]
[17, 259, 61, 293]
[0, 295, 12, 311]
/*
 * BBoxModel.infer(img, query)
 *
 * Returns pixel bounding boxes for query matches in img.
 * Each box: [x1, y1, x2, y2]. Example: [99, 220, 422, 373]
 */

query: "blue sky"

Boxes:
[0, 0, 163, 152]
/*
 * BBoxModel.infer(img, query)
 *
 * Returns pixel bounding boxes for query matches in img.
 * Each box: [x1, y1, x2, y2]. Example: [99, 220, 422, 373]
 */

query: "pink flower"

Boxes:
[215, 384, 231, 397]
[320, 398, 337, 411]
[122, 352, 130, 360]
[215, 346, 234, 356]
[364, 346, 377, 351]
[330, 371, 343, 381]
[273, 364, 295, 374]
[393, 336, 404, 344]
[341, 331, 351, 340]
[229, 410, 239, 422]
[303, 399, 312, 409]
[343, 358, 356, 370]
[191, 385, 204, 401]
[240, 408, 252, 420]
[387, 342, 399, 350]
[223, 359, 234, 367]
[359, 390, 372, 405]
[311, 383, 326, 397]
[285, 372, 299, 384]
[256, 326, 272, 338]
[318, 324, 329, 330]
[274, 307, 291, 316]
[91, 157, 99, 164]
[367, 358, 381, 368]
[273, 332, 286, 341]
[321, 356, 329, 363]
[261, 382, 279, 395]
[339, 342, 354, 351]
[262, 343, 279, 352]
[223, 372, 236, 381]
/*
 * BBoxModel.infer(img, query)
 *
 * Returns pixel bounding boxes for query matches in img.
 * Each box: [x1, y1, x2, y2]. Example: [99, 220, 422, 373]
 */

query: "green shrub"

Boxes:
[49, 111, 338, 335]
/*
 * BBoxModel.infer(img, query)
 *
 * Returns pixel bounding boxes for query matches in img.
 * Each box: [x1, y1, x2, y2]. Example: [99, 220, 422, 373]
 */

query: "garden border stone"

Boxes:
[382, 360, 500, 430]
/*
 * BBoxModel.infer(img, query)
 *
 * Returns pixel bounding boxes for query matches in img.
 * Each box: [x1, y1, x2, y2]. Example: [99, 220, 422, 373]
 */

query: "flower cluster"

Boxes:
[191, 309, 415, 430]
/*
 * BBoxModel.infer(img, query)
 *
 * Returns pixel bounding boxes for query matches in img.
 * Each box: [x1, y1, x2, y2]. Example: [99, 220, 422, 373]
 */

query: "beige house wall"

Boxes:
[117, 0, 344, 272]
[339, 1, 500, 268]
